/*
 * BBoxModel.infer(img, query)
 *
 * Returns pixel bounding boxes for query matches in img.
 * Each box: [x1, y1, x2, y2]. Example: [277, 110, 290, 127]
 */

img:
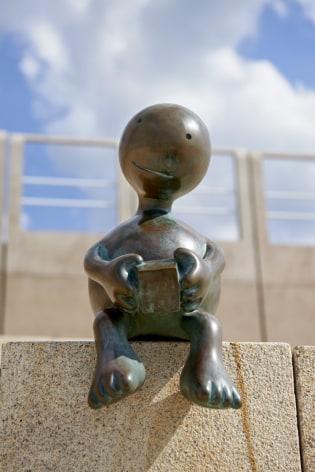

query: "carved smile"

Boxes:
[132, 160, 174, 180]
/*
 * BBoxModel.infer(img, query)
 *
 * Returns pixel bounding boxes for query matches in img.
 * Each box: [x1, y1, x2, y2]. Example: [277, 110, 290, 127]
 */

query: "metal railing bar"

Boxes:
[211, 149, 238, 155]
[262, 152, 315, 160]
[12, 133, 240, 155]
[20, 134, 119, 147]
[174, 206, 233, 215]
[22, 177, 234, 195]
[194, 186, 235, 196]
[10, 134, 315, 160]
[267, 211, 315, 221]
[22, 176, 114, 188]
[22, 197, 114, 209]
[266, 190, 315, 201]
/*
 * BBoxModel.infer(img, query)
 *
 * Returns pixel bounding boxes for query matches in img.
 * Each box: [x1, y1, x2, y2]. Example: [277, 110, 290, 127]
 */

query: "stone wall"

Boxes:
[1, 341, 313, 471]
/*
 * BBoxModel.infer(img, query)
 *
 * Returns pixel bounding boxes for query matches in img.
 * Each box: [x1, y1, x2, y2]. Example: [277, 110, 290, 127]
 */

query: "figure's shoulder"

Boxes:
[172, 215, 206, 241]
[101, 215, 141, 243]
[93, 216, 144, 259]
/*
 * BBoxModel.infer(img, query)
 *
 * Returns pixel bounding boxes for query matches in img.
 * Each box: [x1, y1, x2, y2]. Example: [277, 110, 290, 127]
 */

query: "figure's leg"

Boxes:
[180, 310, 241, 409]
[88, 309, 146, 409]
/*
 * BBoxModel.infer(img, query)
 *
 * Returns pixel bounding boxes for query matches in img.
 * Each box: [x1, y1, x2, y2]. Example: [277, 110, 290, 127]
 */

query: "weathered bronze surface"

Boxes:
[84, 103, 242, 409]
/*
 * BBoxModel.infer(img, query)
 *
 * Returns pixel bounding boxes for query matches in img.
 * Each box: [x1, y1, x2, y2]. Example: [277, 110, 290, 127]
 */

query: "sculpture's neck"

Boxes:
[137, 196, 173, 214]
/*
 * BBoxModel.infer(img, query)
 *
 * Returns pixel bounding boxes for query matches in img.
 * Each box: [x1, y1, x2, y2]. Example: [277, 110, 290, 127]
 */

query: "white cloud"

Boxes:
[198, 49, 315, 153]
[0, 0, 315, 156]
[270, 0, 288, 18]
[297, 0, 315, 24]
[28, 20, 69, 73]
[65, 0, 91, 14]
[19, 54, 40, 80]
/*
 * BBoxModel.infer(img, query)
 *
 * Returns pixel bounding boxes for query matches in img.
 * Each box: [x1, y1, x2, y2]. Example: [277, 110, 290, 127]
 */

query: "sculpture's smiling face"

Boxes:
[119, 104, 211, 201]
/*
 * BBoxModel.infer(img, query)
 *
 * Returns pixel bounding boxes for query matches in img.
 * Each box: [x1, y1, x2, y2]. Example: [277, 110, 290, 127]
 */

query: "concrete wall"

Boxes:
[1, 134, 315, 345]
[3, 135, 136, 338]
[3, 136, 95, 337]
[218, 153, 262, 342]
[251, 154, 315, 345]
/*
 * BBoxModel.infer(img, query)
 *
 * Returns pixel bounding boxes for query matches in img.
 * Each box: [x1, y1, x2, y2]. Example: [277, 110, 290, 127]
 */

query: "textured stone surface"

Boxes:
[0, 341, 301, 472]
[293, 346, 315, 472]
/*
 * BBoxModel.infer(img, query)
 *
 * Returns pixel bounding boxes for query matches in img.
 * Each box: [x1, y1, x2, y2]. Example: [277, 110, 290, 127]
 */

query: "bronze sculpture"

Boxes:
[84, 104, 241, 410]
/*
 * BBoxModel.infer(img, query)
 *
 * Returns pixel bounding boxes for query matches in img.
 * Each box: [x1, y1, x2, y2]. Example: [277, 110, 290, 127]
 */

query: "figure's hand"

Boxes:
[105, 253, 143, 313]
[174, 248, 210, 312]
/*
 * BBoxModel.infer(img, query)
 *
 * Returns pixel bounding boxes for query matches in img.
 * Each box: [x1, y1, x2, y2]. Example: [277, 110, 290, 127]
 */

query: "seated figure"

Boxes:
[84, 103, 241, 410]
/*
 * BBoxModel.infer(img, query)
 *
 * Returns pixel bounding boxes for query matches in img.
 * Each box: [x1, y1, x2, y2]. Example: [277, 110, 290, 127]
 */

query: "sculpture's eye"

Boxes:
[186, 133, 192, 140]
[137, 118, 143, 124]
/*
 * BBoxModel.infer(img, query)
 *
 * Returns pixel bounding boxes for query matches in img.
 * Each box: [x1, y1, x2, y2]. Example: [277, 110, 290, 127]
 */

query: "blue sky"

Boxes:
[0, 35, 40, 132]
[0, 0, 315, 242]
[239, 1, 315, 89]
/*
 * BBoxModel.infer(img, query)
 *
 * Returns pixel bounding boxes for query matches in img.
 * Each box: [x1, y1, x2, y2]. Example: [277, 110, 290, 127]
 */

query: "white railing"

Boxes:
[262, 153, 315, 215]
[6, 134, 242, 240]
[1, 133, 315, 241]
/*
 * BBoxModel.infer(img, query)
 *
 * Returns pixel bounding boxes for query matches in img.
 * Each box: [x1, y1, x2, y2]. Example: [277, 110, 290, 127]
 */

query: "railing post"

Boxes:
[8, 134, 25, 242]
[0, 134, 25, 334]
[0, 131, 9, 334]
[233, 149, 251, 241]
[117, 165, 137, 222]
[0, 131, 6, 239]
[0, 131, 7, 333]
[247, 152, 268, 342]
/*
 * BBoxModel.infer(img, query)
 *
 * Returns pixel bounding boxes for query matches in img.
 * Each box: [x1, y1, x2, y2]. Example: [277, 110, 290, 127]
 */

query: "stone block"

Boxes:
[293, 346, 315, 472]
[0, 341, 301, 471]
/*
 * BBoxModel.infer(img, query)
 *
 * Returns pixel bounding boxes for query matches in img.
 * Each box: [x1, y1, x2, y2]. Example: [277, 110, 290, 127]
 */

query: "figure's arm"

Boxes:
[174, 241, 225, 312]
[84, 241, 143, 312]
[203, 240, 225, 277]
[84, 241, 105, 284]
[84, 241, 112, 287]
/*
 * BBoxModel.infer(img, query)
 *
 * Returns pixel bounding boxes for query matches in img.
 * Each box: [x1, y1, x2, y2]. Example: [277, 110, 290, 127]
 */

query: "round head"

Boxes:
[119, 103, 211, 202]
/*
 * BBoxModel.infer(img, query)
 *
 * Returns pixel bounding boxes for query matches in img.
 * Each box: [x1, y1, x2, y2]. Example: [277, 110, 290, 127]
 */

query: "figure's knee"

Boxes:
[94, 308, 125, 326]
[93, 310, 111, 334]
[181, 309, 221, 332]
[93, 309, 128, 346]
[93, 310, 107, 326]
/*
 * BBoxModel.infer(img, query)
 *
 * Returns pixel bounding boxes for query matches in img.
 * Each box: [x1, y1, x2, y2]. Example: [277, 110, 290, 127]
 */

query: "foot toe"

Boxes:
[194, 383, 211, 404]
[88, 388, 105, 409]
[231, 388, 242, 409]
[209, 381, 224, 406]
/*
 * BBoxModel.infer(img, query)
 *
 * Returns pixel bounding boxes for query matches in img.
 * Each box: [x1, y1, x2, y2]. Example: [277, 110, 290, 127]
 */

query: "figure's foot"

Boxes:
[88, 310, 146, 409]
[180, 355, 241, 409]
[88, 355, 146, 409]
[180, 311, 241, 409]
